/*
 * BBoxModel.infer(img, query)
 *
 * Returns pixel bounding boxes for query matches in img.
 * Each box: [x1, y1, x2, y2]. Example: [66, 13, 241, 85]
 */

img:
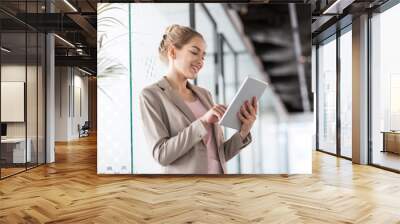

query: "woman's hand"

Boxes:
[200, 104, 227, 126]
[237, 96, 258, 139]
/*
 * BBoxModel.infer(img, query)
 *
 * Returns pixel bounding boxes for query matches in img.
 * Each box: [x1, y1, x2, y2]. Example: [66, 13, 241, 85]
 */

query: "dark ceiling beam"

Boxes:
[0, 8, 38, 31]
[9, 11, 96, 50]
[277, 95, 303, 106]
[245, 27, 293, 46]
[47, 0, 96, 47]
[85, 0, 97, 12]
[232, 3, 312, 113]
[55, 47, 96, 59]
[55, 55, 96, 69]
[266, 62, 298, 76]
[262, 61, 292, 70]
[269, 74, 299, 82]
[259, 48, 294, 62]
[0, 18, 28, 31]
[245, 22, 311, 39]
[13, 13, 84, 32]
[240, 10, 290, 25]
[273, 84, 301, 94]
[242, 22, 291, 33]
[52, 0, 77, 13]
[78, 66, 96, 75]
[282, 102, 303, 113]
[67, 13, 96, 47]
[278, 93, 303, 106]
[252, 41, 288, 52]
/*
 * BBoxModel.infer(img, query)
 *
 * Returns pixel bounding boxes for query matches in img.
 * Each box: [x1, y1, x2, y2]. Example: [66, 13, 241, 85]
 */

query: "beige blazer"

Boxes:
[139, 76, 252, 174]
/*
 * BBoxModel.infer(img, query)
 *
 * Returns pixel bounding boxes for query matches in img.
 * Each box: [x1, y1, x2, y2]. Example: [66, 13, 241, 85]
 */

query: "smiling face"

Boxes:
[169, 36, 206, 80]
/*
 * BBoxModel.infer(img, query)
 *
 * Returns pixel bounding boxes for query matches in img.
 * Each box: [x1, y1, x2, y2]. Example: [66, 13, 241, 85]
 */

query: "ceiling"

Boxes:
[228, 3, 312, 113]
[226, 0, 389, 113]
[0, 0, 97, 74]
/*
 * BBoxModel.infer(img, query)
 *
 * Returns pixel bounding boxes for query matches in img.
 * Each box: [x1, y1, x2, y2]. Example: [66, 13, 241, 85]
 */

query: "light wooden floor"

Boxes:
[1, 163, 44, 178]
[1, 135, 400, 223]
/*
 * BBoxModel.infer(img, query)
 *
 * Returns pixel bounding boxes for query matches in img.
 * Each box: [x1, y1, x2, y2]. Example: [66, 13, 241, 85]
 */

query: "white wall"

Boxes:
[55, 67, 89, 141]
[72, 72, 89, 138]
[55, 67, 68, 141]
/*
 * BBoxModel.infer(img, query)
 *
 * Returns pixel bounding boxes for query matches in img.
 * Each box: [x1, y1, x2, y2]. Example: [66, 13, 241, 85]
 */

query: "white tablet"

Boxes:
[219, 76, 268, 130]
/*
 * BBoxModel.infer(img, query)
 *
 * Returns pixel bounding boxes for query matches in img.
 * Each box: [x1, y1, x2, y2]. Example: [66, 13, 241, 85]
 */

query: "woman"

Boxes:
[139, 24, 258, 174]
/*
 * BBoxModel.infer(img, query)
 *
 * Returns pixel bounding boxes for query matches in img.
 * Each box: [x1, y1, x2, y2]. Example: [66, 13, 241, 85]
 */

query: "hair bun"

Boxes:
[159, 24, 203, 64]
[165, 24, 179, 35]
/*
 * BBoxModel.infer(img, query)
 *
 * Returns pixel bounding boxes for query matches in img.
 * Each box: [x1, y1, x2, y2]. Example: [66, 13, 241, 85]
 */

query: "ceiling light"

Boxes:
[1, 47, 11, 53]
[323, 0, 341, 14]
[63, 0, 78, 12]
[323, 0, 354, 15]
[54, 34, 75, 48]
[78, 67, 92, 76]
[76, 48, 84, 55]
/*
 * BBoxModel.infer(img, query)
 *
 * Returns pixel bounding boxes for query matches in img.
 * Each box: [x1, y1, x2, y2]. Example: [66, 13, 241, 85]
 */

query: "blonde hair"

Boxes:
[158, 24, 204, 64]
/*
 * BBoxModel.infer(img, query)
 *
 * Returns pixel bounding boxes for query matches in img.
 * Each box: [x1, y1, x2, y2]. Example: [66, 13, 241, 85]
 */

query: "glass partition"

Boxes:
[317, 35, 337, 155]
[1, 30, 28, 177]
[0, 1, 46, 179]
[339, 27, 352, 158]
[370, 3, 400, 171]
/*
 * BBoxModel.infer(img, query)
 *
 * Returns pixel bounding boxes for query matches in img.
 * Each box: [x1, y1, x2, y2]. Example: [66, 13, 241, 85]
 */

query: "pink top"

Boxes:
[184, 98, 223, 174]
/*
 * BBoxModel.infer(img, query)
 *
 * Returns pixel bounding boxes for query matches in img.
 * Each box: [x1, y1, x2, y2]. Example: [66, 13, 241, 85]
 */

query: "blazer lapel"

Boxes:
[157, 77, 196, 123]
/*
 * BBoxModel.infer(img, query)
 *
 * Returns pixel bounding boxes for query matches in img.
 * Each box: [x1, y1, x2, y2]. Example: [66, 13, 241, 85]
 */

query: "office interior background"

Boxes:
[314, 0, 400, 172]
[0, 0, 400, 222]
[0, 0, 97, 179]
[97, 3, 313, 174]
